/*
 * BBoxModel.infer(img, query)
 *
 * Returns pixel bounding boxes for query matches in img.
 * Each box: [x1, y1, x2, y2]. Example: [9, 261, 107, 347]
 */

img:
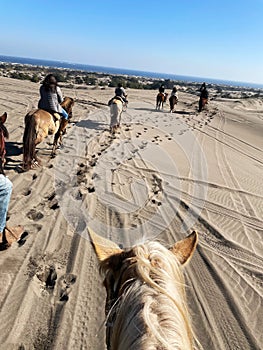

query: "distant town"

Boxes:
[0, 61, 262, 100]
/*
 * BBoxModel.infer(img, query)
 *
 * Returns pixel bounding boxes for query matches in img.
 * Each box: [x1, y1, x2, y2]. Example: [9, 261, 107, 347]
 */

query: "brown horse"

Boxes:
[156, 92, 168, 110]
[0, 112, 8, 174]
[169, 95, 178, 113]
[198, 97, 208, 112]
[23, 97, 74, 170]
[90, 228, 198, 350]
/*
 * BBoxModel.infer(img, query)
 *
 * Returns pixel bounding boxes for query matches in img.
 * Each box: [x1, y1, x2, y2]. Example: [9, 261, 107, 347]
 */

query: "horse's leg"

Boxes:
[51, 118, 68, 157]
[198, 98, 202, 112]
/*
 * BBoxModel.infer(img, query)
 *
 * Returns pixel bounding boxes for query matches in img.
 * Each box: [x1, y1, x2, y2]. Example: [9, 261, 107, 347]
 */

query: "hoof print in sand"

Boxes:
[57, 273, 77, 302]
[36, 265, 57, 289]
[27, 209, 44, 221]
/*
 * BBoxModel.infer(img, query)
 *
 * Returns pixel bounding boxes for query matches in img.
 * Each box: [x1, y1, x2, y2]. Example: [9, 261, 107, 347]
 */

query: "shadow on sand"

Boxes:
[171, 110, 192, 115]
[133, 107, 156, 112]
[5, 141, 23, 172]
[75, 119, 107, 130]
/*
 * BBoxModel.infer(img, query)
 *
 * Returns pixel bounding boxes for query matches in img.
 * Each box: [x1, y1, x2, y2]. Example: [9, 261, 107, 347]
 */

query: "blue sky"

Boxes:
[1, 0, 263, 84]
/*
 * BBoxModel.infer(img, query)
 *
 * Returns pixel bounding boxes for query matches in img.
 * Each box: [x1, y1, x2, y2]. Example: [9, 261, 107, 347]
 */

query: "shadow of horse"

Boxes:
[4, 141, 23, 172]
[172, 111, 192, 115]
[76, 119, 107, 130]
[6, 141, 23, 157]
[133, 107, 156, 112]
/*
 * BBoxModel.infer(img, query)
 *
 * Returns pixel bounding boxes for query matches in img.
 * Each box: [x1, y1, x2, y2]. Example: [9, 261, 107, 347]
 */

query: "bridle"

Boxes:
[0, 127, 6, 174]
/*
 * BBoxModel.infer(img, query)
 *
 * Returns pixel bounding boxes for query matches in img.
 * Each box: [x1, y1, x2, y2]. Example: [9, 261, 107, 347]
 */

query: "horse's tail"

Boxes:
[23, 113, 37, 170]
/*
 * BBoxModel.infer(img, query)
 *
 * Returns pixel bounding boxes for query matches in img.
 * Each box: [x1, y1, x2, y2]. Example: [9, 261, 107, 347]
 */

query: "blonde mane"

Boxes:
[103, 241, 195, 350]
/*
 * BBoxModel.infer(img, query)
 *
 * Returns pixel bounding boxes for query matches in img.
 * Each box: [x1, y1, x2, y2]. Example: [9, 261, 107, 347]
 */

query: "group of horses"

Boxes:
[156, 92, 208, 113]
[1, 93, 200, 349]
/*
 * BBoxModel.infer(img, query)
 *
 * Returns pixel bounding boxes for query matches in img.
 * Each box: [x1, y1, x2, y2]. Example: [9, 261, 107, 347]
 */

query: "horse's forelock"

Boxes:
[106, 241, 195, 349]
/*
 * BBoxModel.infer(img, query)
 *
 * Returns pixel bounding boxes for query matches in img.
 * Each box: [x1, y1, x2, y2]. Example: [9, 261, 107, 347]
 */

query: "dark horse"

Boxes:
[169, 95, 178, 113]
[156, 93, 168, 110]
[198, 97, 208, 112]
[0, 112, 8, 174]
[23, 97, 74, 170]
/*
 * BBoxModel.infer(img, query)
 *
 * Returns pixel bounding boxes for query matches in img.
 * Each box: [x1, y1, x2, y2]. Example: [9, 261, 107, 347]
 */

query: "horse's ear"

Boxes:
[89, 227, 122, 262]
[0, 112, 7, 124]
[170, 231, 198, 265]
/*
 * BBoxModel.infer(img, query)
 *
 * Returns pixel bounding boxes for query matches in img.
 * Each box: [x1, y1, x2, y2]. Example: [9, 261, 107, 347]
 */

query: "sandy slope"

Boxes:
[0, 77, 262, 350]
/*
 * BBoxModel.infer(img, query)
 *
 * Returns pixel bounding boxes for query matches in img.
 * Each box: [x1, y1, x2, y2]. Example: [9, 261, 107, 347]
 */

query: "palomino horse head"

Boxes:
[90, 228, 198, 350]
[0, 112, 8, 174]
[61, 97, 74, 119]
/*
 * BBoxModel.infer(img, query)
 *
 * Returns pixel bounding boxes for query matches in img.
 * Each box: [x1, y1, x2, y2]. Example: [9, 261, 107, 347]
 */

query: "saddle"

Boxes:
[108, 96, 124, 106]
[52, 112, 61, 121]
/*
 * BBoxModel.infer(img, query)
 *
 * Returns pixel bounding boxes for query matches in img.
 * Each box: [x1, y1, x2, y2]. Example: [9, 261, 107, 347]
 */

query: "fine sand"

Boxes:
[0, 76, 262, 350]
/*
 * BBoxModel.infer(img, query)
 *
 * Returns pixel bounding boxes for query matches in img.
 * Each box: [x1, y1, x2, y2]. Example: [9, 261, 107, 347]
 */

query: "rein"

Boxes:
[0, 128, 6, 162]
[0, 128, 6, 174]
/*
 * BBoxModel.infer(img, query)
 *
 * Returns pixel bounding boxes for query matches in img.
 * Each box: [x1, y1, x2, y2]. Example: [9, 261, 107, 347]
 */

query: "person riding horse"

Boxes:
[169, 86, 179, 112]
[156, 85, 168, 109]
[159, 84, 165, 96]
[198, 82, 209, 112]
[38, 74, 69, 125]
[114, 83, 128, 105]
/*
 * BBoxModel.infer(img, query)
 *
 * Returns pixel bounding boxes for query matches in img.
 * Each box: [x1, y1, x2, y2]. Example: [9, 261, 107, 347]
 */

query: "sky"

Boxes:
[1, 0, 263, 84]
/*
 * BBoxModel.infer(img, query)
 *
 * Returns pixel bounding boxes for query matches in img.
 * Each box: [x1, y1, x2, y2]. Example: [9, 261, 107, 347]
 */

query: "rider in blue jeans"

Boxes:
[0, 174, 24, 248]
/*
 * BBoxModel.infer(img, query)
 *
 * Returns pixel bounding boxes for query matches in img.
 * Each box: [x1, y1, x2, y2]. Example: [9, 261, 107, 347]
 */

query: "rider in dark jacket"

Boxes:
[115, 83, 128, 104]
[198, 83, 209, 112]
[159, 85, 165, 95]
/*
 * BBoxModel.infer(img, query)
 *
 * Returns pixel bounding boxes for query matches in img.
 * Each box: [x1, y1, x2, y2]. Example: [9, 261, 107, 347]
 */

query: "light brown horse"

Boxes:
[23, 97, 74, 170]
[156, 92, 168, 110]
[90, 228, 198, 350]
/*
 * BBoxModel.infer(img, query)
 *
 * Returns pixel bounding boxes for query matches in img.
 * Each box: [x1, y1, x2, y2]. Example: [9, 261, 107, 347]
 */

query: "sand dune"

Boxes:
[0, 77, 262, 349]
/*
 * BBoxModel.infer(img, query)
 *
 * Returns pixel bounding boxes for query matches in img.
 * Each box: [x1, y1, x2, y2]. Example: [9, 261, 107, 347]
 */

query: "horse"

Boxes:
[23, 97, 74, 170]
[109, 97, 123, 133]
[198, 97, 208, 112]
[0, 112, 8, 174]
[169, 95, 178, 113]
[156, 92, 168, 110]
[89, 228, 198, 350]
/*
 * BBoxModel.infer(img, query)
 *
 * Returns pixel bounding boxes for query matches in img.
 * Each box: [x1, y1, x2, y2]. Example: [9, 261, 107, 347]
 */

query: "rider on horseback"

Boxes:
[159, 84, 165, 96]
[170, 86, 178, 99]
[115, 83, 128, 104]
[198, 82, 209, 112]
[38, 74, 69, 121]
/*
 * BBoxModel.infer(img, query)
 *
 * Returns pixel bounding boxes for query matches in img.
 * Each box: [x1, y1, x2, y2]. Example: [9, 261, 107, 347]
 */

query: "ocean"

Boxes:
[0, 55, 262, 89]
